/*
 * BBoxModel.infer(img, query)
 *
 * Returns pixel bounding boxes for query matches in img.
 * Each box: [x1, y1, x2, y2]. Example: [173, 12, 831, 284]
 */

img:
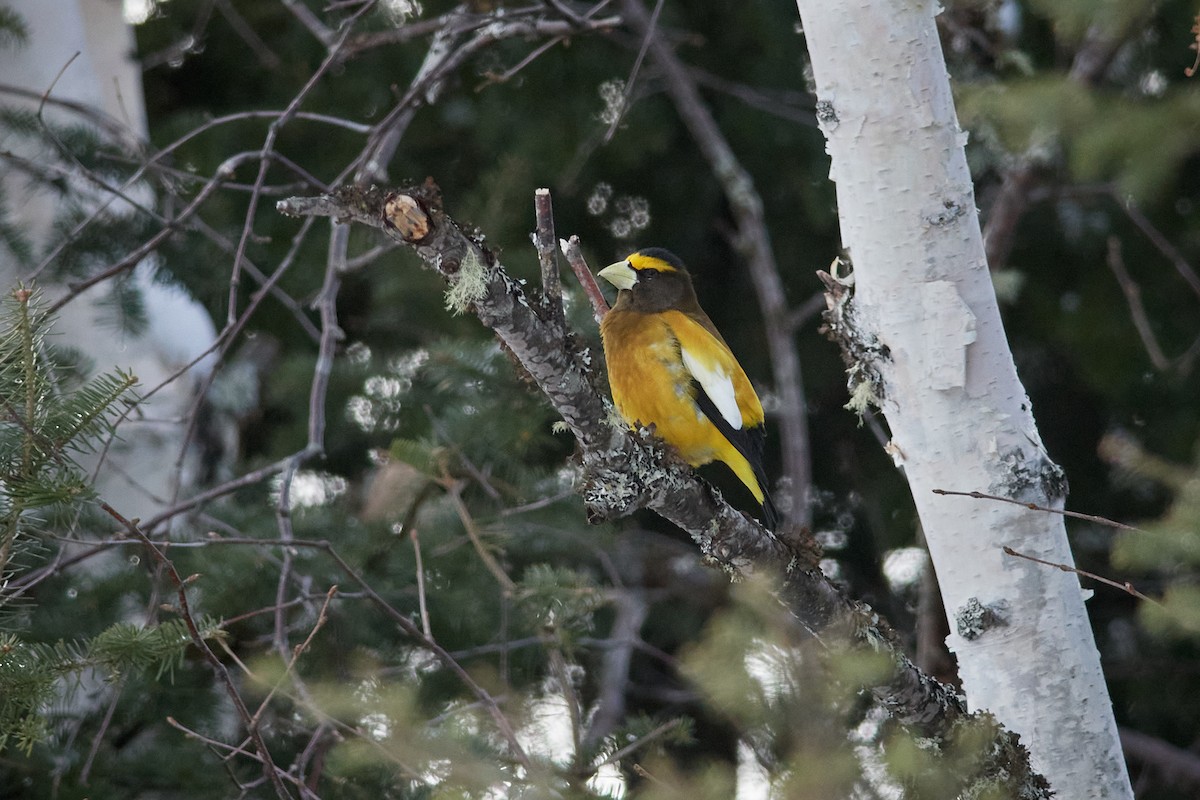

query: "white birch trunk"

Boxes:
[0, 0, 219, 515]
[793, 1, 1132, 797]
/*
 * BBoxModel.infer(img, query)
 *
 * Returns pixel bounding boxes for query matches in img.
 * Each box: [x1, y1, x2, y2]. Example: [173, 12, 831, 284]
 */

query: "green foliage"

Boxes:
[0, 290, 230, 757]
[0, 618, 219, 755]
[1022, 0, 1154, 44]
[0, 6, 29, 49]
[0, 289, 136, 582]
[0, 184, 33, 266]
[959, 78, 1200, 203]
[515, 564, 602, 645]
[1106, 435, 1200, 637]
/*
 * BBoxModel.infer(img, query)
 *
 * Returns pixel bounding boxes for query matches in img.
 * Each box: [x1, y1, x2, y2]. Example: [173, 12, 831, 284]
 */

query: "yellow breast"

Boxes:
[600, 309, 723, 465]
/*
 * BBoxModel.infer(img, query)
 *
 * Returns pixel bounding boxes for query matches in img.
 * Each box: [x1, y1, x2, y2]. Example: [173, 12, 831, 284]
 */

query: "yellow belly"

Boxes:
[601, 311, 740, 469]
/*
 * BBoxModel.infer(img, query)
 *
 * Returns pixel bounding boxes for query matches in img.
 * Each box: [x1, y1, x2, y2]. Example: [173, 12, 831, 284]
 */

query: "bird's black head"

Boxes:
[598, 248, 699, 313]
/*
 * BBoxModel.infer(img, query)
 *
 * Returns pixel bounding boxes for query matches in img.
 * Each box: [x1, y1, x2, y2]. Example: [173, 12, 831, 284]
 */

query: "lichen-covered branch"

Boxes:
[277, 184, 1046, 793]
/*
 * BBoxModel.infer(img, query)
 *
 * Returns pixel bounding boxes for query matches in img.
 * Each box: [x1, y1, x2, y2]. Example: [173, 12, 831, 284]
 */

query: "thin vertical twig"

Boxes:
[251, 586, 339, 725]
[441, 470, 517, 594]
[274, 457, 301, 658]
[561, 235, 610, 321]
[310, 223, 348, 453]
[603, 0, 664, 143]
[79, 682, 124, 783]
[547, 643, 584, 768]
[1105, 236, 1170, 371]
[410, 527, 432, 639]
[534, 188, 564, 322]
[228, 10, 368, 326]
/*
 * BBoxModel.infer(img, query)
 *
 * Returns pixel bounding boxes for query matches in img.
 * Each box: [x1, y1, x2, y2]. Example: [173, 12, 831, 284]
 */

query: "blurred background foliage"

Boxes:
[2, 0, 1200, 797]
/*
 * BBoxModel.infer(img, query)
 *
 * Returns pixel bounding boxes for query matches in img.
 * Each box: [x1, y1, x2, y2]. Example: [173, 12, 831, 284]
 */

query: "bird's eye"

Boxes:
[641, 270, 655, 281]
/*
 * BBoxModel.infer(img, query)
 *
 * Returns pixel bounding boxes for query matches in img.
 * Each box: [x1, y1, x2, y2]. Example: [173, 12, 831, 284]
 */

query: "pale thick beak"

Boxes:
[598, 260, 637, 291]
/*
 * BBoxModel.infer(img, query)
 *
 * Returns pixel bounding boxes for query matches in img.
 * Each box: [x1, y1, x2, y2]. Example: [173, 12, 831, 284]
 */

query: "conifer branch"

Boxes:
[99, 502, 294, 799]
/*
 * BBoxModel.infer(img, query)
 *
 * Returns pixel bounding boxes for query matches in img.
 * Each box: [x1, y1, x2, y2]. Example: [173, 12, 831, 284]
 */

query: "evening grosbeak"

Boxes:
[598, 248, 779, 529]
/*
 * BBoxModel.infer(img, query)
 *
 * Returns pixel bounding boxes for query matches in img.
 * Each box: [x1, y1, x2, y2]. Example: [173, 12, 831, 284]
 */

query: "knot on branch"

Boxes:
[991, 447, 1069, 504]
[381, 178, 444, 244]
[383, 192, 432, 242]
[955, 597, 1010, 641]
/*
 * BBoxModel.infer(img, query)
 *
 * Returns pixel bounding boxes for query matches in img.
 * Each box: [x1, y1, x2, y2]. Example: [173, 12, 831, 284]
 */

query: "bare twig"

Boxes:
[279, 0, 335, 47]
[535, 188, 564, 321]
[165, 716, 332, 796]
[228, 8, 369, 326]
[603, 0, 664, 143]
[141, 531, 533, 770]
[685, 64, 816, 127]
[592, 717, 682, 769]
[99, 502, 294, 800]
[632, 763, 672, 787]
[1120, 726, 1200, 789]
[1001, 547, 1157, 604]
[143, 454, 310, 532]
[79, 683, 124, 784]
[479, 35, 567, 86]
[441, 469, 517, 593]
[308, 222, 349, 453]
[410, 527, 433, 639]
[351, 10, 620, 186]
[1112, 187, 1200, 302]
[43, 150, 264, 311]
[1105, 236, 1171, 371]
[314, 537, 532, 769]
[786, 290, 828, 333]
[931, 488, 1142, 532]
[560, 234, 610, 321]
[213, 0, 282, 69]
[274, 457, 302, 659]
[547, 642, 585, 768]
[251, 586, 339, 726]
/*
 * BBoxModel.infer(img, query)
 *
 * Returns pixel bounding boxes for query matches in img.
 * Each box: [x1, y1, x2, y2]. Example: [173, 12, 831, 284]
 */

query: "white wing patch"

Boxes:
[680, 345, 742, 431]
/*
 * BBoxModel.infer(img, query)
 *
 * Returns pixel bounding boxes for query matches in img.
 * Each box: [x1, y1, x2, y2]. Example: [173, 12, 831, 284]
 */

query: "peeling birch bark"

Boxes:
[795, 1, 1133, 797]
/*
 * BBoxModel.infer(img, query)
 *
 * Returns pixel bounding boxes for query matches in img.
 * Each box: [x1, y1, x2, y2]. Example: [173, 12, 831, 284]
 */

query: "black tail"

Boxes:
[691, 379, 780, 530]
[753, 470, 782, 532]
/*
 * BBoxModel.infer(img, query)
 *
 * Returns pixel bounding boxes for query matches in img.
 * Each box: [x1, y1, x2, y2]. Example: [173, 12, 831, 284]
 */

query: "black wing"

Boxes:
[691, 380, 779, 530]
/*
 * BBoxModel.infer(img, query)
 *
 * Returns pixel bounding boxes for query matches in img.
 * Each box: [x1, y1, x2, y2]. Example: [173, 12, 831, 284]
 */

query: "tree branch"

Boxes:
[274, 184, 1043, 775]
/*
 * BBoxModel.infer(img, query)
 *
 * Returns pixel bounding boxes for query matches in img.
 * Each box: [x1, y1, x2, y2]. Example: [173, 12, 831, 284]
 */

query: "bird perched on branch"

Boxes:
[598, 248, 779, 529]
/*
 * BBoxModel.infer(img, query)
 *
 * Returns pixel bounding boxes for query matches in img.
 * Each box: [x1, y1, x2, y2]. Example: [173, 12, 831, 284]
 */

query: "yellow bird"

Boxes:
[598, 248, 778, 529]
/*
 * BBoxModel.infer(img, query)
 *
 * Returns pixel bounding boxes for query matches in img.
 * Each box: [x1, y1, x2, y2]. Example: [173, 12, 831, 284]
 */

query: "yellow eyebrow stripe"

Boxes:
[626, 252, 679, 273]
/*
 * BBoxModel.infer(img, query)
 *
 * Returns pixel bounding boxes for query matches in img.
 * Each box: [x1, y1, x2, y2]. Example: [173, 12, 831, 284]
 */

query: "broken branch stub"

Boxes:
[383, 192, 432, 242]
